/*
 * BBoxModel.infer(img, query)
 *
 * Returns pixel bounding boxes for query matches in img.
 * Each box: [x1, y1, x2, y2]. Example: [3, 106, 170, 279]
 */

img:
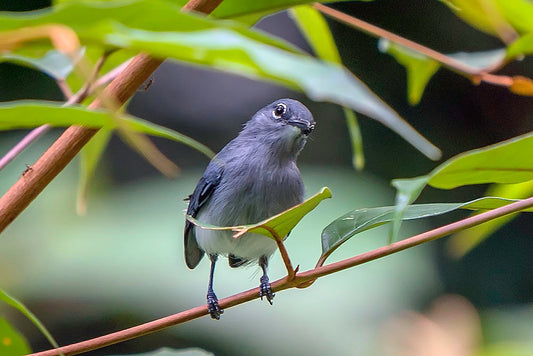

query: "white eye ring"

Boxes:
[273, 103, 287, 118]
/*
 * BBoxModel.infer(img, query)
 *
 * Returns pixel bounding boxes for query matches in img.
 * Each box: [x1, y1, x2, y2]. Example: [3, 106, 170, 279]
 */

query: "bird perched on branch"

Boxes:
[184, 98, 315, 319]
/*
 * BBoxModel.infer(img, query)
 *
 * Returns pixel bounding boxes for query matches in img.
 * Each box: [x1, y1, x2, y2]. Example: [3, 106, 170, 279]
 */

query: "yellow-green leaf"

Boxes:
[187, 187, 332, 241]
[428, 132, 533, 189]
[378, 38, 440, 105]
[321, 197, 532, 264]
[0, 318, 31, 356]
[0, 289, 59, 354]
[448, 180, 533, 258]
[440, 0, 533, 37]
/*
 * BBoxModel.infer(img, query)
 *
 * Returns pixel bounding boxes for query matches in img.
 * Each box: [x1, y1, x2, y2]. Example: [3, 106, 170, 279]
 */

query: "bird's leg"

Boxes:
[259, 256, 275, 305]
[207, 254, 223, 319]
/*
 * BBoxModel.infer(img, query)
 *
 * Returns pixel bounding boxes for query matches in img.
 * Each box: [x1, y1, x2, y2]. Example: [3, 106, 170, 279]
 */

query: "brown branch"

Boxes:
[312, 3, 532, 89]
[312, 3, 481, 75]
[0, 0, 224, 234]
[29, 197, 533, 356]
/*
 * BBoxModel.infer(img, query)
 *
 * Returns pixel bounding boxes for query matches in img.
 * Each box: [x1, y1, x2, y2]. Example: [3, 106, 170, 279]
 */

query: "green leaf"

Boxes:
[0, 289, 59, 353]
[448, 180, 533, 258]
[0, 49, 80, 80]
[77, 128, 113, 215]
[320, 197, 532, 263]
[209, 0, 371, 25]
[187, 187, 332, 241]
[289, 5, 341, 63]
[0, 0, 440, 160]
[0, 318, 31, 356]
[428, 132, 533, 189]
[0, 0, 300, 53]
[477, 342, 533, 356]
[389, 133, 533, 240]
[390, 176, 430, 242]
[290, 5, 365, 169]
[0, 101, 215, 158]
[439, 0, 533, 37]
[507, 32, 533, 59]
[343, 108, 365, 170]
[379, 38, 506, 105]
[378, 39, 440, 105]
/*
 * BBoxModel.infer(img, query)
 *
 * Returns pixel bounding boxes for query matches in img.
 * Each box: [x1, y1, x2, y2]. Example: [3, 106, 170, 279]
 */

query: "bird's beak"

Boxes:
[288, 119, 315, 135]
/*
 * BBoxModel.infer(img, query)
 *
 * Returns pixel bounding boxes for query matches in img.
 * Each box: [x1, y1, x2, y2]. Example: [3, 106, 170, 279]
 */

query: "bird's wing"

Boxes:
[184, 161, 224, 269]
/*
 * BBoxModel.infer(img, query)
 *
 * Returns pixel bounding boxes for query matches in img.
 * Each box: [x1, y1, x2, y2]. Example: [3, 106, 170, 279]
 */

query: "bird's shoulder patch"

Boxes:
[184, 161, 224, 269]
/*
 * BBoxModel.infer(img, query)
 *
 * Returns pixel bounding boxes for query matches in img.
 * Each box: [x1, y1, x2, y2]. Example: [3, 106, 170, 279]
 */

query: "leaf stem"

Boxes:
[28, 196, 533, 356]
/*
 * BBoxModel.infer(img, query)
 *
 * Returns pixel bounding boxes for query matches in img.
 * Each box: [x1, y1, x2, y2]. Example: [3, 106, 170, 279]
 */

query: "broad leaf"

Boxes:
[448, 180, 533, 258]
[209, 0, 371, 25]
[378, 39, 440, 105]
[379, 38, 507, 104]
[0, 49, 81, 80]
[0, 0, 440, 160]
[290, 5, 365, 169]
[321, 197, 532, 263]
[390, 132, 533, 239]
[428, 132, 533, 189]
[77, 128, 113, 215]
[289, 5, 342, 63]
[0, 0, 300, 54]
[390, 176, 430, 242]
[0, 318, 31, 356]
[0, 289, 59, 353]
[439, 0, 533, 37]
[0, 101, 215, 159]
[187, 187, 332, 241]
[507, 32, 533, 59]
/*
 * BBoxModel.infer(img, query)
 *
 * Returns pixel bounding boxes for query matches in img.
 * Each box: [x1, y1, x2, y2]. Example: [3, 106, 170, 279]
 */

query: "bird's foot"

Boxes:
[259, 275, 275, 305]
[207, 291, 223, 320]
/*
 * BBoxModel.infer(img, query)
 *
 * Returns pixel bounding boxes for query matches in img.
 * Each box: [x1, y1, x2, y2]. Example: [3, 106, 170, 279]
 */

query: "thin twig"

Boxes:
[312, 3, 531, 88]
[313, 3, 482, 75]
[93, 59, 132, 90]
[28, 196, 533, 356]
[0, 52, 114, 172]
[0, 125, 51, 171]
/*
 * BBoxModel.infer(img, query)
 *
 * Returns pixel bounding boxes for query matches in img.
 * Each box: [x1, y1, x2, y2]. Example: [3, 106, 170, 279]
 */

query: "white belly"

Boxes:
[194, 214, 278, 261]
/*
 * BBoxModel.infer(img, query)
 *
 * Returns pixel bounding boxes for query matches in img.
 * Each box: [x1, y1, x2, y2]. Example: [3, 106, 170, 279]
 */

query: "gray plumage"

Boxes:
[184, 98, 315, 319]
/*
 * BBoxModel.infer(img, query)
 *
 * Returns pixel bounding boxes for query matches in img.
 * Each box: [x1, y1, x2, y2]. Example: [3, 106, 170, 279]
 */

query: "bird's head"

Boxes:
[241, 99, 315, 158]
[242, 98, 315, 159]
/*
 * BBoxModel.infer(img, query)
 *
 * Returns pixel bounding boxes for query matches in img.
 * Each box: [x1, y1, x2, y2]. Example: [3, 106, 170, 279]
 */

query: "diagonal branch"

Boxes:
[313, 3, 532, 89]
[0, 0, 224, 234]
[29, 196, 533, 356]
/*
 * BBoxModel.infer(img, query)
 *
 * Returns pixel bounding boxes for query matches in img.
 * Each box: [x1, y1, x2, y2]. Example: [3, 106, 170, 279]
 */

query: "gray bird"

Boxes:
[184, 98, 315, 319]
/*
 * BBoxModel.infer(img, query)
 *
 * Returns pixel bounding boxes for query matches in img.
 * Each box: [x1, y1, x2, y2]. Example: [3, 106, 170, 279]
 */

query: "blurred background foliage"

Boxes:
[0, 0, 532, 355]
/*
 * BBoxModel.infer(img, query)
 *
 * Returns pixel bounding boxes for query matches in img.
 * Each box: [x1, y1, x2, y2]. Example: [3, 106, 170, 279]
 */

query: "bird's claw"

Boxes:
[259, 275, 275, 305]
[207, 291, 224, 320]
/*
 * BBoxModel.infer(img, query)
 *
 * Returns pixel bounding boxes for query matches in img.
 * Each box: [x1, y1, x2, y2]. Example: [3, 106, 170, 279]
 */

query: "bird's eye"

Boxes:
[273, 103, 287, 118]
